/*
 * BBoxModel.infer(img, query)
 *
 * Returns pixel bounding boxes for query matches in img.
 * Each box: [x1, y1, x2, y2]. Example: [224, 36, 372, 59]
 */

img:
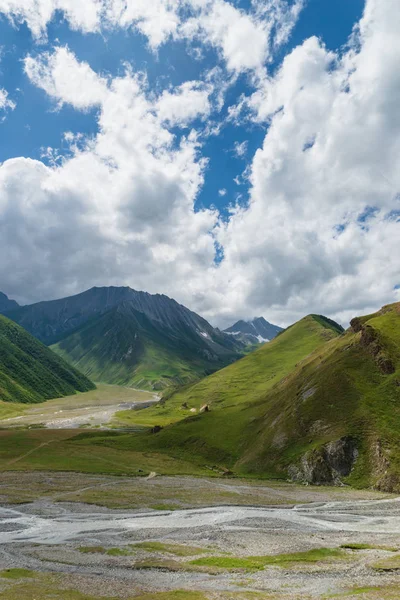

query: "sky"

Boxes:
[0, 0, 399, 329]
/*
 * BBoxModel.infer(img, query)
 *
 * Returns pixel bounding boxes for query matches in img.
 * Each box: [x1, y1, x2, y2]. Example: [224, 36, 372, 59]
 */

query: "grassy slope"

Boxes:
[97, 315, 341, 472]
[0, 316, 95, 404]
[233, 303, 400, 487]
[114, 315, 340, 428]
[99, 305, 400, 490]
[51, 309, 239, 391]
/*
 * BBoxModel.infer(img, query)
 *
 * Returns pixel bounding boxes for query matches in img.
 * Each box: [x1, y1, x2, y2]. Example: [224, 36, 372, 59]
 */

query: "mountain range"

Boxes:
[1, 287, 245, 390]
[1, 283, 400, 492]
[0, 314, 94, 403]
[224, 316, 283, 345]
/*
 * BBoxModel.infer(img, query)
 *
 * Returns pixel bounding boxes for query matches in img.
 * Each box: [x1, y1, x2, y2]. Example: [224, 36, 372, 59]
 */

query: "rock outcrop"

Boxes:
[288, 436, 359, 485]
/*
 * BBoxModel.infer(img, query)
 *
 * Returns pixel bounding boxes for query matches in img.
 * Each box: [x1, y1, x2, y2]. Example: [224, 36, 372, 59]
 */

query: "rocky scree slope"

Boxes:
[0, 315, 94, 403]
[4, 287, 244, 390]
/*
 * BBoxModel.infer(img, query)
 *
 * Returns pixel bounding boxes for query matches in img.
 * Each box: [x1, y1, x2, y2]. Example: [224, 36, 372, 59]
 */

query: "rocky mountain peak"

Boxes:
[0, 291, 19, 313]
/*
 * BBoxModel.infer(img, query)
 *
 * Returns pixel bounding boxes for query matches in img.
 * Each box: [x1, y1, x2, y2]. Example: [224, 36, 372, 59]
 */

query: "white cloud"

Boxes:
[24, 47, 108, 109]
[0, 0, 103, 40]
[211, 0, 400, 327]
[0, 0, 304, 74]
[181, 0, 269, 73]
[233, 140, 248, 157]
[105, 0, 181, 49]
[0, 87, 15, 112]
[1, 0, 399, 332]
[218, 188, 227, 197]
[0, 46, 218, 306]
[156, 81, 211, 126]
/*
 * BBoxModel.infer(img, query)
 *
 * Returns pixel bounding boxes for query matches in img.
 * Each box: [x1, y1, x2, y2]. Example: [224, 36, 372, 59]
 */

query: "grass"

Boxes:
[0, 470, 387, 509]
[0, 383, 155, 428]
[340, 543, 398, 552]
[114, 314, 339, 428]
[190, 548, 346, 571]
[2, 303, 400, 495]
[0, 315, 94, 405]
[134, 593, 207, 600]
[99, 304, 400, 491]
[0, 569, 35, 579]
[78, 546, 105, 554]
[371, 553, 400, 571]
[326, 585, 400, 599]
[51, 306, 240, 391]
[100, 315, 343, 475]
[0, 429, 210, 476]
[150, 503, 182, 511]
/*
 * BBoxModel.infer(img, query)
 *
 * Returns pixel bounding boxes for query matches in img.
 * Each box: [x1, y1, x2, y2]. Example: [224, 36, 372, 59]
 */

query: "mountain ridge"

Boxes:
[0, 292, 19, 313]
[224, 316, 284, 345]
[3, 286, 244, 390]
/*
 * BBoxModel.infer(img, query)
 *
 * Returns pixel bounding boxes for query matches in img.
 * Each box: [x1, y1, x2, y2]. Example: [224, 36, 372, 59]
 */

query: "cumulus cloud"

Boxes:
[156, 81, 212, 127]
[0, 46, 217, 305]
[212, 0, 400, 326]
[24, 47, 108, 109]
[0, 0, 103, 40]
[0, 0, 304, 74]
[0, 0, 399, 331]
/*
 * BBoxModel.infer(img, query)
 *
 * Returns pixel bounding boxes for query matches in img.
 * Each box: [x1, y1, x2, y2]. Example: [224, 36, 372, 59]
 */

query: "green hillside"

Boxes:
[114, 314, 342, 427]
[93, 304, 400, 492]
[96, 314, 341, 468]
[0, 315, 95, 404]
[51, 306, 241, 391]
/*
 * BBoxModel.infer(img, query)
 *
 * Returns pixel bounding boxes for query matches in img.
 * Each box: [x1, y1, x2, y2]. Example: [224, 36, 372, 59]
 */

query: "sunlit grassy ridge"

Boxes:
[97, 305, 400, 490]
[0, 315, 94, 404]
[115, 315, 339, 427]
[97, 315, 342, 472]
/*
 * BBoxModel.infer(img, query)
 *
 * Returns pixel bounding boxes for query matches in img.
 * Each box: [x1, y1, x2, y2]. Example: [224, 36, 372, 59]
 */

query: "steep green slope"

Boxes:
[0, 315, 95, 404]
[98, 304, 400, 491]
[233, 302, 400, 490]
[114, 314, 342, 426]
[52, 305, 241, 390]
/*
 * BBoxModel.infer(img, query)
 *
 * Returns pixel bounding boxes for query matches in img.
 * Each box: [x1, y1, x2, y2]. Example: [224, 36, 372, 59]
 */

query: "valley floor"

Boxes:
[0, 384, 159, 429]
[0, 382, 400, 599]
[0, 472, 400, 599]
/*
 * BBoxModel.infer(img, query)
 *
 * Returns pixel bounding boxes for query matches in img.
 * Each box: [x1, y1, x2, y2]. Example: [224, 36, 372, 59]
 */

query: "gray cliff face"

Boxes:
[6, 287, 243, 360]
[225, 316, 283, 345]
[0, 292, 19, 313]
[288, 437, 359, 485]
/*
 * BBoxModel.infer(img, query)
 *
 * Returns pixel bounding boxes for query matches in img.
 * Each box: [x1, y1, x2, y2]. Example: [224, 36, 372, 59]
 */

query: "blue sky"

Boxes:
[0, 0, 398, 327]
